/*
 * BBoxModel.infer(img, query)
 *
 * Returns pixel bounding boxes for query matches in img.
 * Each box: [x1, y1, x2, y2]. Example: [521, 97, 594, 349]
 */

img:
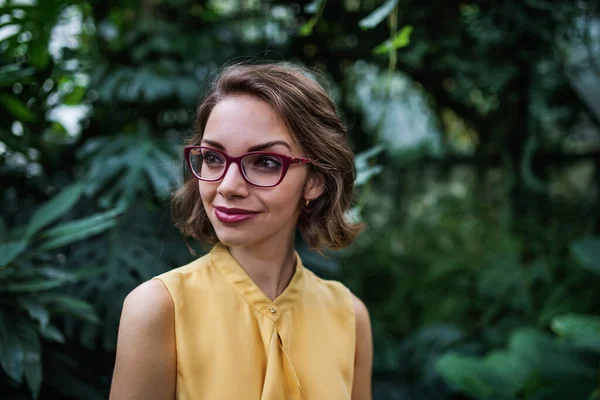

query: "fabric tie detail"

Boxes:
[261, 325, 303, 400]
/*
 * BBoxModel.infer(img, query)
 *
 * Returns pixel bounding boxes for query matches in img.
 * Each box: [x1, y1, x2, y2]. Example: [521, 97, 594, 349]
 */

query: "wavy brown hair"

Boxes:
[172, 62, 362, 250]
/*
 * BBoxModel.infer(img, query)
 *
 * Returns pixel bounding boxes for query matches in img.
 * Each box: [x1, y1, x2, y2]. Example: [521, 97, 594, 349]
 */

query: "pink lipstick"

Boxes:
[214, 206, 259, 224]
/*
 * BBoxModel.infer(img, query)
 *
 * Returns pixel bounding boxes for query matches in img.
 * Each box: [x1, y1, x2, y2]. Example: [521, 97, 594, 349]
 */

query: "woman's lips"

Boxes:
[214, 207, 259, 224]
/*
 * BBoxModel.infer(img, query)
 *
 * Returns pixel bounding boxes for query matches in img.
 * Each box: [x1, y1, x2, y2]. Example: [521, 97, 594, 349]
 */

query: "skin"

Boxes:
[109, 95, 373, 399]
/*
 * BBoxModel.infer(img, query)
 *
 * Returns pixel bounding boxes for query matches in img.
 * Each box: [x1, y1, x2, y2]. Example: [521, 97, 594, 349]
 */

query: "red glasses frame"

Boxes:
[184, 146, 311, 187]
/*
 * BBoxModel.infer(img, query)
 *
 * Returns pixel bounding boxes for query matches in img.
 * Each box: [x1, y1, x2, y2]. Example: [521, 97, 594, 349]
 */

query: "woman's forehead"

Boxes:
[202, 96, 300, 153]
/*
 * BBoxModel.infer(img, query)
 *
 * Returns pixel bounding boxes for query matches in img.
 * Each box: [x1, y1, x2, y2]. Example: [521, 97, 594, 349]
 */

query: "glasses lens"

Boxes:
[189, 148, 226, 180]
[241, 153, 284, 186]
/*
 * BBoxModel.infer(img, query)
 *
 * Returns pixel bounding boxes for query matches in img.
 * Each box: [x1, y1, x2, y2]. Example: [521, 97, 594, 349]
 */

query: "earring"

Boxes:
[305, 198, 310, 207]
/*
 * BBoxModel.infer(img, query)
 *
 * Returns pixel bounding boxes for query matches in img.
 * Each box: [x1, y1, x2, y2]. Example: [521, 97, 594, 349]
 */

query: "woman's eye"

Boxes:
[203, 152, 223, 164]
[255, 156, 281, 169]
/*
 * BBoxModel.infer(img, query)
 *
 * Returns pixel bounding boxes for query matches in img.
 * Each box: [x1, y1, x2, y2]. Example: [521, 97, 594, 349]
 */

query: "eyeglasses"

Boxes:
[184, 146, 311, 187]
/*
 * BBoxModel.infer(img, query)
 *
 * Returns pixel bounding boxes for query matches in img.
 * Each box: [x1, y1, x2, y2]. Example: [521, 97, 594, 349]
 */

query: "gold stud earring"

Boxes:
[305, 198, 310, 207]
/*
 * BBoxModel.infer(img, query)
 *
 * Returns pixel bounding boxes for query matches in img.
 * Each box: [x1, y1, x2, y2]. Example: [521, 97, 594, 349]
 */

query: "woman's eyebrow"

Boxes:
[201, 139, 292, 152]
[200, 139, 225, 150]
[247, 141, 292, 152]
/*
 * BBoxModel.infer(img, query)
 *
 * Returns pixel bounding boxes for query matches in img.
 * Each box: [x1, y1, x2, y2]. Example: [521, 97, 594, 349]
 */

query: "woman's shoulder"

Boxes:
[111, 280, 177, 398]
[302, 268, 355, 308]
[302, 268, 369, 323]
[122, 279, 174, 327]
[303, 267, 349, 292]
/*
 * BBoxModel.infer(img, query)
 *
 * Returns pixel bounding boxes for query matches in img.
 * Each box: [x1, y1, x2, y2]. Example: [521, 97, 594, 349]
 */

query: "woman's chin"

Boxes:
[214, 229, 260, 248]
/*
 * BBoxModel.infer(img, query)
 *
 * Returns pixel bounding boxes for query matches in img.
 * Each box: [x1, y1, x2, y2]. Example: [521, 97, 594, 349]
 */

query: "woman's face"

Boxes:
[199, 95, 323, 248]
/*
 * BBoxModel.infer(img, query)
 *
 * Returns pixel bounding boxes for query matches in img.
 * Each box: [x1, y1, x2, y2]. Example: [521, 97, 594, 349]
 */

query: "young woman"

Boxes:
[110, 63, 373, 399]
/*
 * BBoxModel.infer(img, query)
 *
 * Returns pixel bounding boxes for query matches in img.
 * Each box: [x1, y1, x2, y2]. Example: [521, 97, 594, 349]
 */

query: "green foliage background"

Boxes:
[1, 0, 599, 399]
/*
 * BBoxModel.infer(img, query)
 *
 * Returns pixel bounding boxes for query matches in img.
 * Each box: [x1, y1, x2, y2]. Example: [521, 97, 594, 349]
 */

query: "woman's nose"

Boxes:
[217, 161, 250, 198]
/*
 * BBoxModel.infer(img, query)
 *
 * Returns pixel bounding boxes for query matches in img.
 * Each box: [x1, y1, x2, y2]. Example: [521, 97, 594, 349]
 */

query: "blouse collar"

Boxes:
[210, 244, 305, 321]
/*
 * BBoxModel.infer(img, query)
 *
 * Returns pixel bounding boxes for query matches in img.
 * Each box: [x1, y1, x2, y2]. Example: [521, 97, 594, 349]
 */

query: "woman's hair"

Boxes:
[172, 62, 362, 250]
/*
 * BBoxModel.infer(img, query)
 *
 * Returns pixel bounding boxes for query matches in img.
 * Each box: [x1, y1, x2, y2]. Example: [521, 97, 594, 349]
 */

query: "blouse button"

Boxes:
[269, 308, 276, 314]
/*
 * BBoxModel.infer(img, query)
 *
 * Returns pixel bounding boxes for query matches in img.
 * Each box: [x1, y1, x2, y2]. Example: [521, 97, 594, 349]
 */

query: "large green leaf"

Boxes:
[0, 93, 35, 122]
[41, 220, 116, 250]
[0, 312, 42, 396]
[62, 85, 87, 105]
[437, 348, 535, 399]
[18, 297, 50, 331]
[145, 146, 181, 198]
[19, 320, 42, 398]
[39, 324, 65, 344]
[36, 294, 100, 324]
[359, 0, 399, 30]
[29, 37, 50, 70]
[25, 182, 84, 239]
[436, 353, 496, 398]
[78, 132, 179, 207]
[0, 311, 24, 383]
[551, 313, 600, 352]
[373, 26, 413, 55]
[508, 329, 554, 370]
[570, 236, 600, 275]
[38, 207, 124, 251]
[37, 266, 80, 281]
[485, 351, 531, 395]
[0, 64, 35, 87]
[0, 264, 78, 281]
[0, 240, 27, 268]
[0, 265, 100, 293]
[436, 327, 593, 398]
[0, 278, 76, 293]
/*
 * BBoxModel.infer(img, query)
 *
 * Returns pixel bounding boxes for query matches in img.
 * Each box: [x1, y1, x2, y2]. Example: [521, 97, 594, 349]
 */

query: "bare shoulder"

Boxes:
[122, 279, 174, 326]
[350, 293, 372, 352]
[110, 279, 176, 400]
[351, 293, 373, 400]
[351, 294, 370, 328]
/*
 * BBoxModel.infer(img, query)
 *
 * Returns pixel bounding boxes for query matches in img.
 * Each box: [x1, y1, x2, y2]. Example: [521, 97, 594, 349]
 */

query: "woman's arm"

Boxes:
[109, 279, 176, 400]
[351, 294, 373, 400]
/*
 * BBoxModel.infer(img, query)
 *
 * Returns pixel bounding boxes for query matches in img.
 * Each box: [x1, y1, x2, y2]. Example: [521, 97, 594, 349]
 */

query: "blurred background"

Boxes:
[1, 0, 599, 399]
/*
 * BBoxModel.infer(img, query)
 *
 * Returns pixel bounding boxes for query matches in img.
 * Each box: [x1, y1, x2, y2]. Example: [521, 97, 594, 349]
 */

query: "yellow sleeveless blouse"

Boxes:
[153, 244, 356, 399]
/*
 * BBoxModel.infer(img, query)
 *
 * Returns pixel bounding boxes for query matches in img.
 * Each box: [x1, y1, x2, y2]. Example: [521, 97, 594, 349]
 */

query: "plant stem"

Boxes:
[388, 5, 398, 72]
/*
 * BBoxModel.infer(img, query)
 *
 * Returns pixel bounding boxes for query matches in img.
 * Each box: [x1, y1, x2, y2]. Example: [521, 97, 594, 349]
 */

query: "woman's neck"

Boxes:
[227, 235, 297, 301]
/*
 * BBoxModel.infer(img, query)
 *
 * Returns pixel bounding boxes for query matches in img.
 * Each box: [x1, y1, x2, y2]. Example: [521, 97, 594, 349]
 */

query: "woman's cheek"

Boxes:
[198, 182, 213, 204]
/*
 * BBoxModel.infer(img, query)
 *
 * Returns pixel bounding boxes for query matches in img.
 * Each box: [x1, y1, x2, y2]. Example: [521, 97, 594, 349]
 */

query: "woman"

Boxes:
[110, 63, 373, 399]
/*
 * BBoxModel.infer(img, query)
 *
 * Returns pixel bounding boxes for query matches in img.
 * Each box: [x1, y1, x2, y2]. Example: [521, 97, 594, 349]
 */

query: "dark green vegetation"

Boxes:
[1, 0, 599, 398]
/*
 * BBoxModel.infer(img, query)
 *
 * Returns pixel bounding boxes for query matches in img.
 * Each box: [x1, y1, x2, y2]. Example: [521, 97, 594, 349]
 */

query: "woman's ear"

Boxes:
[303, 172, 325, 201]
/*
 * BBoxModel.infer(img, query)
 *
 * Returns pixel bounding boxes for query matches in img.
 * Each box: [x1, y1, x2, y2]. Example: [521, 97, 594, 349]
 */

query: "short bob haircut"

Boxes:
[172, 63, 362, 251]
